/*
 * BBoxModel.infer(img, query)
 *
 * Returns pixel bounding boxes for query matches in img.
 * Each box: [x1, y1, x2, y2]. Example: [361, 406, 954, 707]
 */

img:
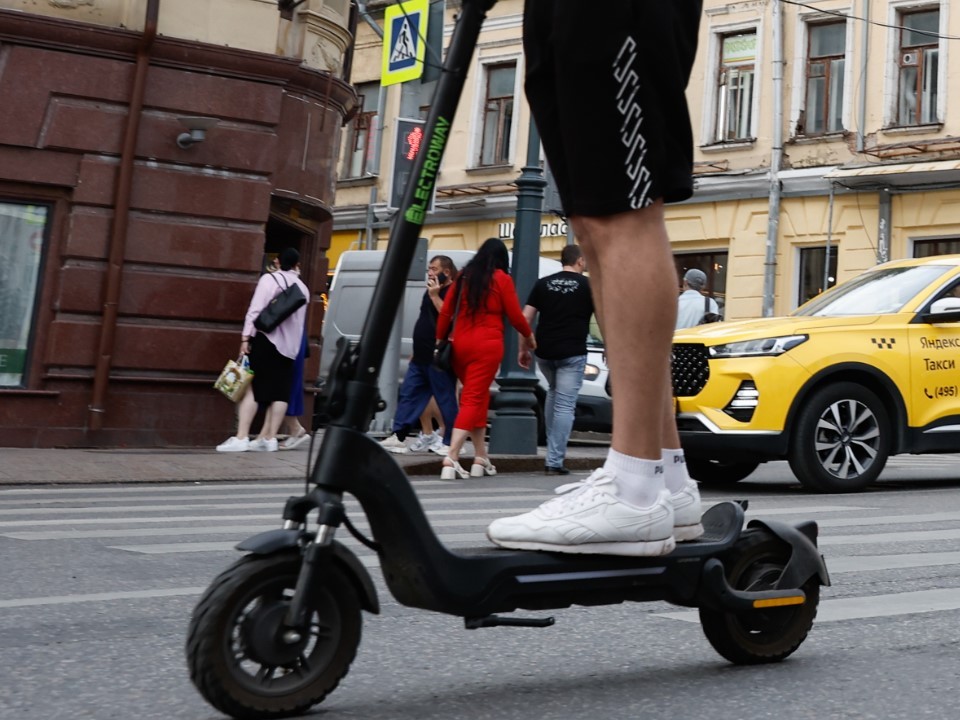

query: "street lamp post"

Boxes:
[488, 119, 545, 455]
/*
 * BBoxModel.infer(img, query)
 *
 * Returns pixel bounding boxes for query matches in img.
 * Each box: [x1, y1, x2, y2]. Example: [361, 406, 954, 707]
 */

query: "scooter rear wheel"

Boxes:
[698, 529, 819, 664]
[186, 552, 361, 719]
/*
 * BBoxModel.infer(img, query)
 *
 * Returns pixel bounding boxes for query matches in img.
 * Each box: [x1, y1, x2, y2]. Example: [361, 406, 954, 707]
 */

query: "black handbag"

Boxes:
[254, 273, 306, 333]
[433, 281, 462, 372]
[701, 295, 722, 324]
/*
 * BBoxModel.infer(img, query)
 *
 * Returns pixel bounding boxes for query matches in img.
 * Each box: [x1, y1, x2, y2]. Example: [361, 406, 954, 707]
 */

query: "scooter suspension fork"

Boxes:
[281, 493, 345, 639]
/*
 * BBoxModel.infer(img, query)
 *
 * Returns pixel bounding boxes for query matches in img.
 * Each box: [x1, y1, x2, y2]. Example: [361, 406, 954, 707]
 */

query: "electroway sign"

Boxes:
[381, 0, 429, 87]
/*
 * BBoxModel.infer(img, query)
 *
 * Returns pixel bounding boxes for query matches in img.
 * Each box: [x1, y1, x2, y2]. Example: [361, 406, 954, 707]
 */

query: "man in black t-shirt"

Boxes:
[380, 255, 459, 455]
[518, 244, 594, 475]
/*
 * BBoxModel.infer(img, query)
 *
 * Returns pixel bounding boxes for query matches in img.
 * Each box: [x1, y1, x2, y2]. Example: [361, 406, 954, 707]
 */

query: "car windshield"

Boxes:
[794, 264, 953, 317]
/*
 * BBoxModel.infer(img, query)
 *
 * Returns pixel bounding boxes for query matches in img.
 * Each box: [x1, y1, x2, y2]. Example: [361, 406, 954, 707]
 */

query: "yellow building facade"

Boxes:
[333, 0, 960, 319]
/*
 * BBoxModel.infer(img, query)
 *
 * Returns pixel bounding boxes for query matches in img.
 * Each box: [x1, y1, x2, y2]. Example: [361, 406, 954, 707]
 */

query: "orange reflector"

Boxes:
[753, 596, 805, 608]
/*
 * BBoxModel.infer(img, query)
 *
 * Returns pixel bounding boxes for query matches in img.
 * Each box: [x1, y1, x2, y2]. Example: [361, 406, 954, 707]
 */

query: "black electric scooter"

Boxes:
[186, 2, 830, 718]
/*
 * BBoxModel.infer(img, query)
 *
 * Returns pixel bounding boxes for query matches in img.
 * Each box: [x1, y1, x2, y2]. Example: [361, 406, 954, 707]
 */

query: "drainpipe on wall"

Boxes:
[88, 0, 159, 431]
[762, 0, 784, 317]
[357, 0, 386, 250]
[856, 0, 869, 153]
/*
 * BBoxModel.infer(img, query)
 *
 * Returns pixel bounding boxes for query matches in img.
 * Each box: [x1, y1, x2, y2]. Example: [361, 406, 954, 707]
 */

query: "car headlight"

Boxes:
[708, 334, 808, 358]
[583, 363, 601, 381]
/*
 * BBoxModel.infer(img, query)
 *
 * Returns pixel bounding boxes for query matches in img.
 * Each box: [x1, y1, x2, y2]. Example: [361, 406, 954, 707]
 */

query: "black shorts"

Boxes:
[249, 333, 294, 405]
[523, 0, 702, 217]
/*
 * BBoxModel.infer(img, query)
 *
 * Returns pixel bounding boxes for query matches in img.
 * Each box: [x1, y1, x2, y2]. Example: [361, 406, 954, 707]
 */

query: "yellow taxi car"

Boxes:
[672, 255, 960, 493]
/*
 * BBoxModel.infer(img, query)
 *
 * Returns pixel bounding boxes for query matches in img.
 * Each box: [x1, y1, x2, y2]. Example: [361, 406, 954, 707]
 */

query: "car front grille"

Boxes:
[672, 343, 710, 397]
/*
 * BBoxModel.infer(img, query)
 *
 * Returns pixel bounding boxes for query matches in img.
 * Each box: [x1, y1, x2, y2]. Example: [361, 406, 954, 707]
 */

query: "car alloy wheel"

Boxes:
[788, 381, 891, 493]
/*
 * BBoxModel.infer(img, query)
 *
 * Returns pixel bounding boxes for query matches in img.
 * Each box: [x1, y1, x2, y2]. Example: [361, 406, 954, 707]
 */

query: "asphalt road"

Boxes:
[1, 458, 959, 720]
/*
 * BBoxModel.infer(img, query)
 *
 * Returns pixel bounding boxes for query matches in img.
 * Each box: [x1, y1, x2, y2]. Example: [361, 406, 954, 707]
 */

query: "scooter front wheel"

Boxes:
[698, 529, 819, 665]
[186, 552, 361, 720]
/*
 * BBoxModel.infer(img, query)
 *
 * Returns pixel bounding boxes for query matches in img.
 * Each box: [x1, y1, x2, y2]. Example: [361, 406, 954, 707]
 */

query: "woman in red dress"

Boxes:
[435, 238, 537, 479]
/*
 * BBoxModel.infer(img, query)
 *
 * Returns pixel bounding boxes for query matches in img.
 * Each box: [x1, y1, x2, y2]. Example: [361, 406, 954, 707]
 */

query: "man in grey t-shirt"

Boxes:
[676, 268, 719, 330]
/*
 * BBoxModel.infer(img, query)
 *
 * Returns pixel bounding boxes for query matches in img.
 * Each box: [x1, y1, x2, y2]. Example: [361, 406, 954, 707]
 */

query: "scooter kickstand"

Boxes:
[465, 615, 556, 629]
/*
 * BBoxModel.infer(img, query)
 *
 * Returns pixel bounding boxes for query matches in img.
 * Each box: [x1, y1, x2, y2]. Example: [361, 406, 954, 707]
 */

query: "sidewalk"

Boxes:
[0, 433, 609, 486]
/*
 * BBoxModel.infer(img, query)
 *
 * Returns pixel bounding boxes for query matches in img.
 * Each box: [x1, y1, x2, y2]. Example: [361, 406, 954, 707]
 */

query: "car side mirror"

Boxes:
[920, 297, 960, 324]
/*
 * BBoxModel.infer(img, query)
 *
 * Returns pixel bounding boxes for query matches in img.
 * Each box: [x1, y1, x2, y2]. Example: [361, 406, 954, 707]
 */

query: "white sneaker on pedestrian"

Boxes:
[487, 468, 676, 557]
[672, 479, 705, 541]
[408, 431, 439, 453]
[216, 436, 249, 453]
[380, 433, 409, 454]
[249, 437, 279, 452]
[281, 431, 310, 450]
[428, 434, 447, 454]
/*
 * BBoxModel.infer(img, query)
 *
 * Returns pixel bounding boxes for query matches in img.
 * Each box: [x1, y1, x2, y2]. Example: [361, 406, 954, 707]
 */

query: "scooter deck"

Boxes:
[371, 502, 748, 617]
[447, 500, 744, 563]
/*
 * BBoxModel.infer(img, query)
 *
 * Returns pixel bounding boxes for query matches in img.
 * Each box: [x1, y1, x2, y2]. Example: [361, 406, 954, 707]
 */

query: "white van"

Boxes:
[317, 247, 611, 436]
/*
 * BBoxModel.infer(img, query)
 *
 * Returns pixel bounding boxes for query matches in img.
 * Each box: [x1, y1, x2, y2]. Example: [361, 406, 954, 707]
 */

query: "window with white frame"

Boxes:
[479, 62, 516, 166]
[896, 8, 939, 126]
[802, 21, 846, 135]
[342, 81, 380, 179]
[715, 31, 757, 142]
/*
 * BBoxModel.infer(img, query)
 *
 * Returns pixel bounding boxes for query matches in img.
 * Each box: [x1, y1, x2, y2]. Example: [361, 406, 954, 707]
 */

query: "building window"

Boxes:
[897, 9, 939, 127]
[479, 62, 516, 166]
[715, 32, 757, 142]
[342, 81, 380, 178]
[798, 246, 838, 307]
[914, 238, 960, 257]
[0, 201, 47, 387]
[803, 22, 846, 135]
[674, 251, 728, 315]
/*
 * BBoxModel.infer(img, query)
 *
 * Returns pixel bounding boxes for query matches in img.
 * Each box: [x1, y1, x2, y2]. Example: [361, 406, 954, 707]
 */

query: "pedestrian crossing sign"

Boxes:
[381, 0, 429, 87]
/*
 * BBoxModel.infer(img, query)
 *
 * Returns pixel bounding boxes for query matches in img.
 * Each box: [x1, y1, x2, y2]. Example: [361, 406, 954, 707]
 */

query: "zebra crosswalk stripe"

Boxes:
[2, 483, 960, 624]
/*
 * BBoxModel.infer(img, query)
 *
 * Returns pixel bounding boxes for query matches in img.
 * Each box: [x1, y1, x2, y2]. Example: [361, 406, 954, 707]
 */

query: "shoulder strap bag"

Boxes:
[254, 272, 307, 333]
[433, 281, 462, 372]
[701, 294, 722, 324]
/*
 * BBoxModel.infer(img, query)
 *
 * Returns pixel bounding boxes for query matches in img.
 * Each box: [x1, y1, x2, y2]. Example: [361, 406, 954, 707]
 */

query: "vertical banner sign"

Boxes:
[389, 117, 436, 211]
[381, 0, 430, 87]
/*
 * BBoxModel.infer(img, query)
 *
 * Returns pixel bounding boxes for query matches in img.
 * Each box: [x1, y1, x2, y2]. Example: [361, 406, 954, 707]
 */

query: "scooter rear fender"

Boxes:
[236, 530, 380, 614]
[746, 518, 832, 588]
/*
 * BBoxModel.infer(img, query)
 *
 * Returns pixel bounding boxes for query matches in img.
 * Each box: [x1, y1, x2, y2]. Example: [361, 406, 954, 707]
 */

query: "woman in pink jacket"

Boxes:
[216, 247, 309, 453]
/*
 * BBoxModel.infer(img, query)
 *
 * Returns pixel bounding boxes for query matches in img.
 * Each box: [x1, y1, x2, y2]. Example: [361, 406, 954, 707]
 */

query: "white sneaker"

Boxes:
[408, 431, 439, 453]
[380, 433, 409, 454]
[280, 431, 310, 450]
[487, 469, 676, 557]
[216, 436, 249, 453]
[672, 479, 705, 541]
[430, 442, 450, 456]
[249, 437, 279, 452]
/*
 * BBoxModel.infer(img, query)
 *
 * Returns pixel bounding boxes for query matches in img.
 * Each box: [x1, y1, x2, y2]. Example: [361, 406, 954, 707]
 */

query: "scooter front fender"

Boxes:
[747, 518, 831, 588]
[236, 530, 380, 614]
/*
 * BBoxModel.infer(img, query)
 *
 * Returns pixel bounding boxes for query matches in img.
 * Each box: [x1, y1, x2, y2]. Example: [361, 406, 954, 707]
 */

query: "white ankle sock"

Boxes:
[662, 448, 691, 494]
[604, 449, 664, 508]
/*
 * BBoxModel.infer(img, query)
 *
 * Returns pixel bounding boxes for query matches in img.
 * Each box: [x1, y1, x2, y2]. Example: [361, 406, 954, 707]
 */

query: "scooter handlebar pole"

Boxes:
[345, 0, 498, 429]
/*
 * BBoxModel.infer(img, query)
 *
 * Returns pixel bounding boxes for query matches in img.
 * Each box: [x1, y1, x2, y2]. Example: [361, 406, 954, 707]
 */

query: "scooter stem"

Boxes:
[339, 0, 498, 432]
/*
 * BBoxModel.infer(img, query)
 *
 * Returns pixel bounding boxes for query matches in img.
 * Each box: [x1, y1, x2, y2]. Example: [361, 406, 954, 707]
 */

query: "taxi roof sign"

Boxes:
[381, 0, 429, 87]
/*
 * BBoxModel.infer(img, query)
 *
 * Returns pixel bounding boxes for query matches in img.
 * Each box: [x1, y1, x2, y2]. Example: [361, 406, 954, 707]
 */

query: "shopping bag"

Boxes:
[214, 355, 254, 402]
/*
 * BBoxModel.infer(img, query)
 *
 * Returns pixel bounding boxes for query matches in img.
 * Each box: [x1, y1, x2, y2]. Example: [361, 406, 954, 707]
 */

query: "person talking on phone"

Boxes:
[380, 255, 460, 455]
